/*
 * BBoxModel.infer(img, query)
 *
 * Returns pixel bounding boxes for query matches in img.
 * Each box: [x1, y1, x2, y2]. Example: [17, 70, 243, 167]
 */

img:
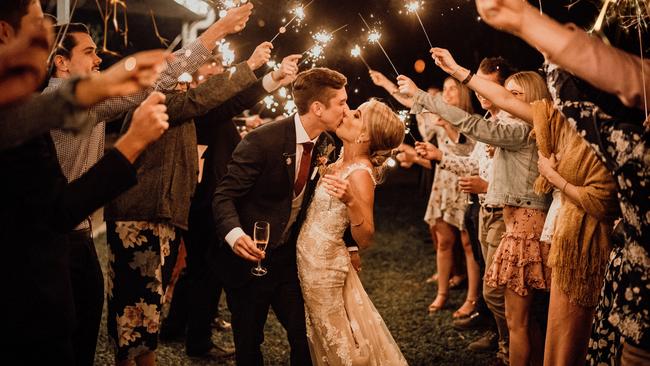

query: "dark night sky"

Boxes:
[50, 0, 645, 111]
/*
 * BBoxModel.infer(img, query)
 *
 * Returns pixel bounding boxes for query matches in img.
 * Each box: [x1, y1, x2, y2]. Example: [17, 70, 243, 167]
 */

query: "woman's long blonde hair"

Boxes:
[505, 71, 550, 104]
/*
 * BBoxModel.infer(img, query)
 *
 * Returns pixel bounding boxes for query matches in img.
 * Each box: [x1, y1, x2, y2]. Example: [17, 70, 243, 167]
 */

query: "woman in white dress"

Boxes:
[296, 100, 408, 366]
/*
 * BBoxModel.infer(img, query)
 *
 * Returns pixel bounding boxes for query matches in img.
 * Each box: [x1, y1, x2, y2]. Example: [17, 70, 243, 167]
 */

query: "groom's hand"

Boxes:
[350, 251, 362, 272]
[233, 234, 265, 262]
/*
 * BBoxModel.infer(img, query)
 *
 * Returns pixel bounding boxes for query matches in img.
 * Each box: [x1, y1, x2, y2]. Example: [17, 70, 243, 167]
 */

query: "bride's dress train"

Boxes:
[297, 163, 408, 366]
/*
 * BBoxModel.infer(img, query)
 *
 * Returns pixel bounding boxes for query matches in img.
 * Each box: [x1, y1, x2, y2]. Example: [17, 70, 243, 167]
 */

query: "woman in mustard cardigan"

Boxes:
[426, 47, 618, 366]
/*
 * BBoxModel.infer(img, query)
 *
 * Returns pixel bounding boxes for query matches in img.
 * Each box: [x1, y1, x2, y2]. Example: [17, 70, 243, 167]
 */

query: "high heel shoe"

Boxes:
[452, 298, 477, 319]
[448, 275, 467, 290]
[427, 293, 448, 314]
[425, 273, 439, 284]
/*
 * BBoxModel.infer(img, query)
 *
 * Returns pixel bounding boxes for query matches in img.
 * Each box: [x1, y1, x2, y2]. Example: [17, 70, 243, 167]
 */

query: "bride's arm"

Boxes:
[322, 171, 375, 249]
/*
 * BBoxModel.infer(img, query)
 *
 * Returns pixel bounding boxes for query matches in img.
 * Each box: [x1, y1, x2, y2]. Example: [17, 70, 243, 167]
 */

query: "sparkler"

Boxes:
[405, 1, 434, 49]
[218, 39, 236, 66]
[358, 13, 400, 76]
[218, 0, 248, 17]
[300, 24, 348, 67]
[269, 0, 314, 43]
[398, 110, 418, 141]
[351, 45, 371, 70]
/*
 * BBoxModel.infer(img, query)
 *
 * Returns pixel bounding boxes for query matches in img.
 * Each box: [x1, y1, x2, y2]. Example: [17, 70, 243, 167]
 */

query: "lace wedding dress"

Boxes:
[297, 163, 408, 366]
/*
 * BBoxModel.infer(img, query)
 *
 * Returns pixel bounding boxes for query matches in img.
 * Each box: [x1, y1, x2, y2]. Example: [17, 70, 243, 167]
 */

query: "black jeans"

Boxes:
[67, 228, 104, 366]
[164, 205, 225, 353]
[464, 196, 489, 315]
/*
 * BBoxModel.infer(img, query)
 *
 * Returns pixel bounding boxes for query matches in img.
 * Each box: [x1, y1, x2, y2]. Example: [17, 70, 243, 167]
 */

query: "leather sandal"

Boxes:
[427, 293, 448, 314]
[425, 273, 439, 284]
[448, 275, 467, 289]
[452, 298, 477, 319]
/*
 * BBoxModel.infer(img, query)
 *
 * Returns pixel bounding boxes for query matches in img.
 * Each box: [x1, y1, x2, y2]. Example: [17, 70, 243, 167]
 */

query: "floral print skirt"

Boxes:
[106, 221, 180, 361]
[485, 206, 551, 297]
[587, 239, 650, 365]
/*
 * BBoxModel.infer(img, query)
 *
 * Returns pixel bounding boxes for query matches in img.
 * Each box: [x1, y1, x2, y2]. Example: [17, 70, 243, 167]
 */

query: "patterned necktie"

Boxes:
[294, 142, 314, 196]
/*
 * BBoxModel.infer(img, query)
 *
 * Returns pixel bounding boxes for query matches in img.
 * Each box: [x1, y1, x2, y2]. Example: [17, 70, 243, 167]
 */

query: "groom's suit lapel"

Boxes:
[282, 118, 297, 190]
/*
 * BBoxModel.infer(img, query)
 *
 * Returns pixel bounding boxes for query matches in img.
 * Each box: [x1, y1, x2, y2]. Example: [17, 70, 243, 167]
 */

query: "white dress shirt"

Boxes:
[225, 114, 318, 248]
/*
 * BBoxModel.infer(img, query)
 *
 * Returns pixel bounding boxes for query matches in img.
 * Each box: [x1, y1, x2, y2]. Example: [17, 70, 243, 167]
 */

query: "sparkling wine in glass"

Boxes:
[251, 221, 270, 277]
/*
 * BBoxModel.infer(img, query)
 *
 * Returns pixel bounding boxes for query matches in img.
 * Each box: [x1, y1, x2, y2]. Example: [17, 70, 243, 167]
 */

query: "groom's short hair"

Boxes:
[292, 67, 347, 115]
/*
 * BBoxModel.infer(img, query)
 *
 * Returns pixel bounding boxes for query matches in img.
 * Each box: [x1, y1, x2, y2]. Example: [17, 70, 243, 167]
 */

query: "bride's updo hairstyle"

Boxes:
[363, 100, 404, 168]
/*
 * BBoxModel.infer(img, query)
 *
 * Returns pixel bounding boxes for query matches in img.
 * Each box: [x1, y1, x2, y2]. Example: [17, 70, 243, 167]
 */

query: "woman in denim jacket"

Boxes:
[400, 63, 552, 366]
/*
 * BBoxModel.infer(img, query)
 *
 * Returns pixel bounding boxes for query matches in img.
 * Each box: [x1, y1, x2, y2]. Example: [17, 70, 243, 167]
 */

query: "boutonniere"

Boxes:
[313, 142, 336, 180]
[282, 152, 295, 166]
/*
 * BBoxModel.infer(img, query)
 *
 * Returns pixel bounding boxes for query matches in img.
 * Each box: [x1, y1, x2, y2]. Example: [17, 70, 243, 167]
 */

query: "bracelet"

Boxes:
[561, 180, 569, 193]
[351, 218, 365, 227]
[450, 66, 461, 79]
[461, 71, 474, 85]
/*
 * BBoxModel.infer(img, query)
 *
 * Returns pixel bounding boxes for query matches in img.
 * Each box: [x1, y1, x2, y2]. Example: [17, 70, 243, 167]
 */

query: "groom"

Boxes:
[212, 67, 349, 365]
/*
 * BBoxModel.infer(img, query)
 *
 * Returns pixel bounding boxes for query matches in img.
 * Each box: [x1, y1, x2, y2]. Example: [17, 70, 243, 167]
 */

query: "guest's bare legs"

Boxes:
[430, 219, 459, 310]
[454, 230, 480, 317]
[544, 280, 595, 366]
[505, 288, 534, 366]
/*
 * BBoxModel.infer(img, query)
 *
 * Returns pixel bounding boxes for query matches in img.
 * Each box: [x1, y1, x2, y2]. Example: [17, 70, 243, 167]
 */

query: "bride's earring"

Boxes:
[355, 133, 365, 144]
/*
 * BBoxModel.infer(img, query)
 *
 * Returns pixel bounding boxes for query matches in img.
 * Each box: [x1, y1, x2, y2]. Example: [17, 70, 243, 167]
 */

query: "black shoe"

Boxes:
[211, 317, 232, 332]
[453, 311, 491, 331]
[187, 343, 235, 360]
[468, 330, 499, 352]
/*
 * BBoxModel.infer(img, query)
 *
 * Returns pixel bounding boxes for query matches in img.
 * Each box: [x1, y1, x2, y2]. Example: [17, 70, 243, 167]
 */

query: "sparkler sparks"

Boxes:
[269, 0, 314, 43]
[351, 45, 371, 70]
[405, 1, 420, 13]
[218, 40, 235, 66]
[313, 31, 333, 44]
[404, 1, 434, 49]
[300, 25, 347, 67]
[367, 31, 381, 43]
[398, 110, 418, 141]
[359, 13, 400, 76]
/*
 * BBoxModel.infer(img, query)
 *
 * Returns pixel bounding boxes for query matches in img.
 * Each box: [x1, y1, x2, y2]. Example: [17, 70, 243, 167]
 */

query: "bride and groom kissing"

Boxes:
[213, 67, 408, 365]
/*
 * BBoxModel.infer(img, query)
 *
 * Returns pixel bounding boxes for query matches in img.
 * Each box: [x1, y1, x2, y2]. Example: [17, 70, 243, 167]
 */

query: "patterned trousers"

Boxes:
[106, 221, 180, 361]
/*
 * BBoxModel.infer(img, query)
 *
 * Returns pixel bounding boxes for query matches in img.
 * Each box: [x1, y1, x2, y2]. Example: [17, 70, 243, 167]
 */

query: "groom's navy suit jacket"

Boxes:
[212, 115, 334, 288]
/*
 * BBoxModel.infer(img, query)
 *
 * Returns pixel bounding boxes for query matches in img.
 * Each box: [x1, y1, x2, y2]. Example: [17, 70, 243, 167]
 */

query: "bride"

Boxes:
[296, 100, 408, 366]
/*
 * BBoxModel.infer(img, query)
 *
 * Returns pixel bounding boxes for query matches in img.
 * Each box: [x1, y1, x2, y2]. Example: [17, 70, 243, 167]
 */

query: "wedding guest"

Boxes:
[103, 43, 269, 365]
[418, 57, 515, 361]
[475, 1, 649, 363]
[370, 70, 478, 317]
[0, 8, 51, 107]
[400, 61, 552, 366]
[1, 76, 170, 364]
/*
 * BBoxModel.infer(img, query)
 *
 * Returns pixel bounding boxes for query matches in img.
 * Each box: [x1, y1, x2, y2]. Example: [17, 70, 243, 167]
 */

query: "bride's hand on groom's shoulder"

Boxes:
[232, 234, 265, 262]
[322, 174, 353, 205]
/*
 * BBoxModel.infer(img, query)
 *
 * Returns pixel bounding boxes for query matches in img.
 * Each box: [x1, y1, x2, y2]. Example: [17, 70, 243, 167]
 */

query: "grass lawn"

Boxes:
[94, 171, 497, 365]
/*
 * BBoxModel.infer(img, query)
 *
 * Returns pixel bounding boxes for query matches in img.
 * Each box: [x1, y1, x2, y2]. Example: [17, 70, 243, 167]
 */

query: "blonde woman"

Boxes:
[401, 49, 552, 366]
[296, 100, 407, 365]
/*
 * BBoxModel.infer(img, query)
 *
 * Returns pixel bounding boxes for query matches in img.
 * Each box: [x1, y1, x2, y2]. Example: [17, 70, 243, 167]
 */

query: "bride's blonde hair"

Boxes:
[362, 100, 404, 167]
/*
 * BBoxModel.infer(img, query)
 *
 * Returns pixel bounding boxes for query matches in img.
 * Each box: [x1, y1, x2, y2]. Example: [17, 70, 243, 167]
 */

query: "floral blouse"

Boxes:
[545, 63, 650, 363]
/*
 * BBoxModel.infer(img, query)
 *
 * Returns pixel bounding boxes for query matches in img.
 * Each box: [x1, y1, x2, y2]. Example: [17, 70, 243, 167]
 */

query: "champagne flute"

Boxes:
[251, 221, 270, 277]
[460, 176, 474, 205]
